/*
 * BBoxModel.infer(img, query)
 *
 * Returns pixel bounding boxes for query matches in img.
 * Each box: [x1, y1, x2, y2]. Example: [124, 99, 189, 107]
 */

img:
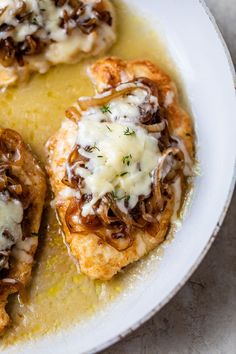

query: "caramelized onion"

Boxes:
[141, 121, 165, 133]
[63, 144, 88, 189]
[0, 38, 15, 67]
[77, 86, 139, 111]
[65, 197, 100, 233]
[62, 78, 187, 252]
[157, 148, 184, 182]
[0, 129, 37, 250]
[65, 106, 81, 123]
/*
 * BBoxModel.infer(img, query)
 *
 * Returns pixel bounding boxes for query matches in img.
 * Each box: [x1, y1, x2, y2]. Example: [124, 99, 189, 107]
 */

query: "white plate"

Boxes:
[4, 1, 236, 353]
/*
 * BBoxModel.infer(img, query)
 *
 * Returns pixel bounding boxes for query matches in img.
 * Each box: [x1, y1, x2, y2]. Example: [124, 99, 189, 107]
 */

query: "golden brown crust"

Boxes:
[0, 128, 46, 334]
[47, 57, 194, 280]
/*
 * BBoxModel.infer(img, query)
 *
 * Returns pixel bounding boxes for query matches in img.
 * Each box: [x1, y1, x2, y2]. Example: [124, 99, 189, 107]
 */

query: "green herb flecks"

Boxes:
[120, 172, 128, 177]
[31, 17, 38, 25]
[100, 105, 112, 114]
[124, 127, 135, 136]
[106, 125, 112, 132]
[111, 191, 130, 202]
[85, 143, 100, 153]
[122, 154, 132, 166]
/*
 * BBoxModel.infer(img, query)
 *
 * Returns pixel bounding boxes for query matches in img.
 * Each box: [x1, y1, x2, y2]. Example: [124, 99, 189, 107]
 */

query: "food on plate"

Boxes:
[0, 128, 46, 333]
[47, 57, 194, 280]
[0, 0, 116, 88]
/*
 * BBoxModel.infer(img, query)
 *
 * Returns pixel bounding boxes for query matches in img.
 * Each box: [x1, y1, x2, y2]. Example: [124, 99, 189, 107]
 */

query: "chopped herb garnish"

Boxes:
[97, 155, 103, 158]
[31, 17, 38, 25]
[185, 132, 191, 137]
[120, 172, 128, 177]
[100, 104, 112, 114]
[106, 125, 112, 131]
[85, 143, 100, 153]
[122, 154, 132, 166]
[111, 191, 117, 199]
[124, 127, 135, 136]
[111, 191, 130, 201]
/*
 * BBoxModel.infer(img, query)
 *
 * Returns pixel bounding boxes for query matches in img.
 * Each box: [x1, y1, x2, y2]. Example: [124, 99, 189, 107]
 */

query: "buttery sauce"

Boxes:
[0, 1, 187, 346]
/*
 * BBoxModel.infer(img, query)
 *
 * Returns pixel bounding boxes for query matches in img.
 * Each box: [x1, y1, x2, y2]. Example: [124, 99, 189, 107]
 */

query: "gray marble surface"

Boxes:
[102, 1, 236, 353]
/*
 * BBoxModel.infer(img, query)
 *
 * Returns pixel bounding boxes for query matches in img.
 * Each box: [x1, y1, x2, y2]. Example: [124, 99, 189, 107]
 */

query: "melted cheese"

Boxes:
[0, 0, 114, 49]
[12, 237, 38, 263]
[0, 196, 23, 251]
[72, 87, 160, 216]
[108, 88, 157, 124]
[81, 87, 158, 122]
[0, 0, 84, 42]
[0, 0, 116, 86]
[0, 0, 41, 42]
[39, 0, 68, 42]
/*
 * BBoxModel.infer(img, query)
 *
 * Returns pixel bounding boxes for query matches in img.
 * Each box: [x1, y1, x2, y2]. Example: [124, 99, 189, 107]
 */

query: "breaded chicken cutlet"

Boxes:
[46, 57, 194, 280]
[0, 0, 116, 88]
[0, 128, 46, 333]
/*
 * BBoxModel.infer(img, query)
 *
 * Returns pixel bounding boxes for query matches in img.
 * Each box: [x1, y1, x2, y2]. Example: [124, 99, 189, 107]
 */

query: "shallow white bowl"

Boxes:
[4, 1, 236, 353]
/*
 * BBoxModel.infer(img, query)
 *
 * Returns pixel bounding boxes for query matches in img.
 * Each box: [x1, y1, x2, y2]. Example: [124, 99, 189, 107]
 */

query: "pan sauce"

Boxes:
[0, 1, 189, 345]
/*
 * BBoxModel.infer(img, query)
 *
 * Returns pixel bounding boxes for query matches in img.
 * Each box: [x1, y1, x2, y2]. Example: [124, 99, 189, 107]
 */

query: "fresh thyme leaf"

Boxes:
[120, 172, 128, 177]
[85, 143, 100, 153]
[124, 127, 135, 136]
[125, 195, 130, 202]
[122, 154, 132, 166]
[100, 104, 112, 114]
[111, 191, 130, 201]
[97, 155, 103, 158]
[111, 191, 117, 199]
[106, 125, 112, 131]
[31, 17, 38, 25]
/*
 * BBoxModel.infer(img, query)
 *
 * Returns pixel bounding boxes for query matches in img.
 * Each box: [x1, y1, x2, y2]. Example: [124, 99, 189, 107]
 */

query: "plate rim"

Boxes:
[87, 1, 236, 353]
[2, 1, 235, 353]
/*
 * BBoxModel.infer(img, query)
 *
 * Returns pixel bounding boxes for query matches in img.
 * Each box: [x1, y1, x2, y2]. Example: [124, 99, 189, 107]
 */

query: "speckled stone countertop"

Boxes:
[102, 1, 236, 353]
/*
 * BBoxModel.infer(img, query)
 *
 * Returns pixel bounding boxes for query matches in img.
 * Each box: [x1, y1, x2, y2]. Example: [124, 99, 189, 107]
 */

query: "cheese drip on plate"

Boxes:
[70, 86, 161, 216]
